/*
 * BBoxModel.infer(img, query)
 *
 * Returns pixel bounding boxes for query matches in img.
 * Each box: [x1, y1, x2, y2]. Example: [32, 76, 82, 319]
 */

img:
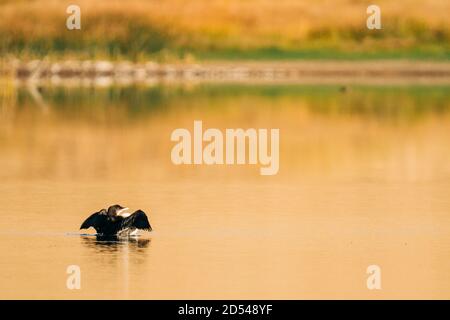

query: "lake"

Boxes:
[0, 83, 449, 299]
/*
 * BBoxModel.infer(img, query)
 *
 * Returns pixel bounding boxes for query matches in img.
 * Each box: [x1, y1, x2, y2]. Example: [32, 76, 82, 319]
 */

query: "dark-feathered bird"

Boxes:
[80, 204, 152, 236]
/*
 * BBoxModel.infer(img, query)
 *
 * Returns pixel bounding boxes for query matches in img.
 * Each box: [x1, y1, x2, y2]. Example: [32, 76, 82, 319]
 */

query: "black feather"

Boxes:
[80, 209, 107, 230]
[121, 210, 152, 231]
[80, 207, 152, 235]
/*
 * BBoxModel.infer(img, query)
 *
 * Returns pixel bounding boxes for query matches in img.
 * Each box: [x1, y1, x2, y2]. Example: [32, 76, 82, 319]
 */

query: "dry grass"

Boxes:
[0, 0, 449, 60]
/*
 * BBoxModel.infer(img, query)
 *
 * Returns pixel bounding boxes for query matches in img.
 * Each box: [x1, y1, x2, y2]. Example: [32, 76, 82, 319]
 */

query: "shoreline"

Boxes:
[2, 60, 450, 85]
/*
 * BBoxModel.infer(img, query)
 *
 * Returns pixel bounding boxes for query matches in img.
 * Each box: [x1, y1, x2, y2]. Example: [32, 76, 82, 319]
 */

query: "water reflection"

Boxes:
[80, 235, 151, 254]
[8, 84, 450, 122]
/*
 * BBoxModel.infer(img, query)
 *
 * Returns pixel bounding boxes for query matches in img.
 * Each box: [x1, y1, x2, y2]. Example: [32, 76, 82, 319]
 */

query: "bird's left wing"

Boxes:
[80, 209, 107, 230]
[121, 210, 152, 231]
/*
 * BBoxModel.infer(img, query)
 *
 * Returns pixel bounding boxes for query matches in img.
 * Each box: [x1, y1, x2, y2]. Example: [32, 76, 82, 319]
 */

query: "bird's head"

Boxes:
[107, 204, 129, 217]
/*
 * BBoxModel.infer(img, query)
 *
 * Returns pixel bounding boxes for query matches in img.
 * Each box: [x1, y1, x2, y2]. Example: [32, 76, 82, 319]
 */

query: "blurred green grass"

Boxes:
[0, 0, 449, 61]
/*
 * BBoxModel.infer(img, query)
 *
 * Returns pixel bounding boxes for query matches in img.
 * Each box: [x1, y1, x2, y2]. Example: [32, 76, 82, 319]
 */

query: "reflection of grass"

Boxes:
[0, 59, 15, 113]
[0, 0, 449, 60]
[302, 86, 450, 121]
[17, 84, 450, 123]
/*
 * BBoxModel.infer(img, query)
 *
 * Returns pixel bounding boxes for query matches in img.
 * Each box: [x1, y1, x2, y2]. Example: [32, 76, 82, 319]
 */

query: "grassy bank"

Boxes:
[0, 0, 449, 61]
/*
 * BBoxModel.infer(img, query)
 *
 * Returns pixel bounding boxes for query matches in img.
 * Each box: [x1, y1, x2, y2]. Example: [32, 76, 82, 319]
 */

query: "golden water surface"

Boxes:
[0, 84, 449, 299]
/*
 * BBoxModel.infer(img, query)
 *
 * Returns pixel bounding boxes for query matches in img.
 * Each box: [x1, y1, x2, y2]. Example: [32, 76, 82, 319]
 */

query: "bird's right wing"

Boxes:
[121, 210, 152, 231]
[80, 210, 107, 230]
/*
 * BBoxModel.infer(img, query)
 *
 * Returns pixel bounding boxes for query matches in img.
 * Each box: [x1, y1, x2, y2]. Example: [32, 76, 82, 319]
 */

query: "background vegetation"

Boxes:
[0, 0, 449, 61]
